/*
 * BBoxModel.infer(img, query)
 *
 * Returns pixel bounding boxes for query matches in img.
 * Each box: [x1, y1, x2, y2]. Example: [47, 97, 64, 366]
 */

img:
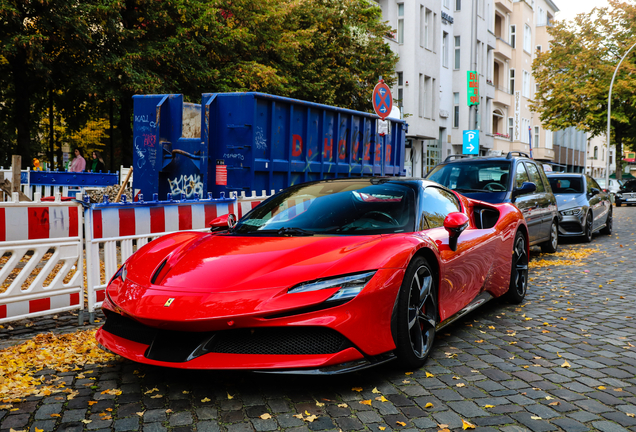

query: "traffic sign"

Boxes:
[372, 79, 392, 120]
[462, 130, 479, 155]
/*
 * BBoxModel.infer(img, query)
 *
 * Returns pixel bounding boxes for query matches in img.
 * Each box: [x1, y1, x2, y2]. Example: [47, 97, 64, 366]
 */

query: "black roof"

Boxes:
[441, 151, 531, 164]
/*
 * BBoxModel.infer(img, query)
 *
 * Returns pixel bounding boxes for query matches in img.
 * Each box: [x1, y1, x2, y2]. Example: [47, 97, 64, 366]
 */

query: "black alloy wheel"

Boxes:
[601, 208, 613, 235]
[541, 220, 559, 253]
[504, 231, 528, 304]
[395, 256, 438, 369]
[583, 212, 593, 243]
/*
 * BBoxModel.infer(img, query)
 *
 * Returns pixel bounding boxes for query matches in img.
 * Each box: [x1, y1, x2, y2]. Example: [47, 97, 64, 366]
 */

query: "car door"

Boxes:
[418, 186, 496, 321]
[512, 162, 541, 244]
[587, 176, 608, 230]
[524, 162, 551, 241]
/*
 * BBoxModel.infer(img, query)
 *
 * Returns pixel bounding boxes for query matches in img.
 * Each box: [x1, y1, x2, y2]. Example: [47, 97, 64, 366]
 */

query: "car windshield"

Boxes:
[233, 181, 416, 235]
[427, 161, 511, 192]
[548, 177, 583, 194]
[595, 178, 606, 188]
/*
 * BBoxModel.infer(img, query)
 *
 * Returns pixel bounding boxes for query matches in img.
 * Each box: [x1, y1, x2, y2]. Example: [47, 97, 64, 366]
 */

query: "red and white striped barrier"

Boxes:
[84, 192, 270, 319]
[0, 193, 84, 323]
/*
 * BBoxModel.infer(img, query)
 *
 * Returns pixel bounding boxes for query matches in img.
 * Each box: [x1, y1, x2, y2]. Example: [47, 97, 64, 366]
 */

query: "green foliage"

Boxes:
[532, 0, 636, 178]
[0, 0, 398, 168]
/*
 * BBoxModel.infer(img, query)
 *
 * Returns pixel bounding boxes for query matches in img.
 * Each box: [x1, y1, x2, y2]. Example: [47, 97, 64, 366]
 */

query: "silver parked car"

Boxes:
[547, 173, 612, 242]
[594, 178, 623, 197]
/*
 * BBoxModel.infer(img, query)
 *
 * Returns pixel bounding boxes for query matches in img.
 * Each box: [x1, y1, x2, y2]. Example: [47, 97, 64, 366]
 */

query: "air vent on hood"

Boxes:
[151, 258, 168, 285]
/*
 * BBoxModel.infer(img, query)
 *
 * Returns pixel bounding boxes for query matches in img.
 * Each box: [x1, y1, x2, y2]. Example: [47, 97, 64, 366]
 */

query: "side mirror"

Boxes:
[511, 181, 537, 200]
[209, 213, 237, 231]
[443, 212, 470, 252]
[590, 187, 600, 196]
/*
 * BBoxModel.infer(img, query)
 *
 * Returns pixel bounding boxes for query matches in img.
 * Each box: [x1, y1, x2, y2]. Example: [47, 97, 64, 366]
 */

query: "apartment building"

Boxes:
[376, 0, 575, 177]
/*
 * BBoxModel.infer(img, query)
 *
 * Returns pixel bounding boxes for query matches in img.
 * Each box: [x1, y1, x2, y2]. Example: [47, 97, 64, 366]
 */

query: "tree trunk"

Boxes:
[118, 93, 134, 167]
[12, 49, 31, 169]
[615, 133, 623, 181]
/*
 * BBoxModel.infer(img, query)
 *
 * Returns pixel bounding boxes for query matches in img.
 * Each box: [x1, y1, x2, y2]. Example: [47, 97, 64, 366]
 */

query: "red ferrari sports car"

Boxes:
[97, 178, 528, 373]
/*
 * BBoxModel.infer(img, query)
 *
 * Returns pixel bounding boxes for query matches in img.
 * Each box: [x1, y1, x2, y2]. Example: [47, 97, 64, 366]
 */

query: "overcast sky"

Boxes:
[554, 0, 610, 23]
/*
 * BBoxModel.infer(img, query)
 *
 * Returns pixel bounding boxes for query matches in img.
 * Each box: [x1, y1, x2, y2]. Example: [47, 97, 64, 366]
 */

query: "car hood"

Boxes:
[125, 233, 403, 293]
[554, 193, 587, 210]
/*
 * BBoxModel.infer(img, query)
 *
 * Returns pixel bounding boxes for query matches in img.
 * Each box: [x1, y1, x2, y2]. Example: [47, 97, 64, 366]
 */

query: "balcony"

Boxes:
[495, 87, 512, 106]
[495, 0, 513, 13]
[496, 38, 512, 61]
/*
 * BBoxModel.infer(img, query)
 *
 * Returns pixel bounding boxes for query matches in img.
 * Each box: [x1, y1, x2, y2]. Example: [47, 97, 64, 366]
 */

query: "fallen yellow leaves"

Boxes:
[530, 247, 603, 269]
[0, 329, 119, 400]
[561, 360, 571, 368]
[359, 400, 372, 406]
[260, 413, 272, 419]
[462, 418, 476, 429]
[293, 411, 318, 422]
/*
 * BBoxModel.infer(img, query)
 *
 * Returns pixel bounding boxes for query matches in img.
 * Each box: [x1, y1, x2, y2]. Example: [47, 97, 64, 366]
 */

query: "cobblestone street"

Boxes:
[1, 207, 635, 432]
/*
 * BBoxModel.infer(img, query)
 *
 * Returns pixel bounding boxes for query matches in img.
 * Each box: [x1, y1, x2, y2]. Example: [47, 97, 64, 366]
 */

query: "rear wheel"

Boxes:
[504, 231, 528, 304]
[600, 208, 613, 235]
[582, 212, 593, 243]
[395, 256, 438, 369]
[541, 220, 559, 253]
[616, 201, 622, 207]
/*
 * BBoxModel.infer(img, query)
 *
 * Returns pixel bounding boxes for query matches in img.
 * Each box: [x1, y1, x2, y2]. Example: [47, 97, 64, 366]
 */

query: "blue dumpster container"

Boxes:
[133, 92, 406, 201]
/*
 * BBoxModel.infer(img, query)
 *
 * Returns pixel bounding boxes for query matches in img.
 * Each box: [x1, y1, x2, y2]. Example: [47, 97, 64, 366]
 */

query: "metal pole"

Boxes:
[468, 0, 477, 131]
[605, 41, 636, 187]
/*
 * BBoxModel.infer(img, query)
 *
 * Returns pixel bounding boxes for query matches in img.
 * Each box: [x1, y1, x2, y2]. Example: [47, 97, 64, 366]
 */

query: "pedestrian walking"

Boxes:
[68, 148, 86, 172]
[87, 150, 105, 173]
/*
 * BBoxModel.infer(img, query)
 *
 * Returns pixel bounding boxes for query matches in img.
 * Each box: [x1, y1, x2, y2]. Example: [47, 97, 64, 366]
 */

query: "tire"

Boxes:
[395, 256, 438, 369]
[600, 208, 613, 235]
[504, 231, 528, 304]
[582, 212, 593, 243]
[540, 219, 559, 253]
[616, 201, 622, 207]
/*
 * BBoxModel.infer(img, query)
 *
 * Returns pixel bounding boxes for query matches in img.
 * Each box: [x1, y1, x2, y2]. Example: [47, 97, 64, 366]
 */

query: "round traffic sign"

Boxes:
[372, 79, 393, 120]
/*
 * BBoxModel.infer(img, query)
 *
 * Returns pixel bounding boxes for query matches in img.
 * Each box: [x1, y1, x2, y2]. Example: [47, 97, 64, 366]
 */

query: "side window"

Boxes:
[525, 163, 545, 193]
[420, 186, 461, 229]
[514, 163, 529, 188]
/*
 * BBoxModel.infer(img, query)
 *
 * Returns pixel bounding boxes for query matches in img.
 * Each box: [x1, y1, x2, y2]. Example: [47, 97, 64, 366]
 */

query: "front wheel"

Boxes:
[504, 231, 528, 304]
[582, 212, 593, 243]
[395, 257, 438, 369]
[600, 208, 613, 235]
[616, 201, 622, 207]
[541, 220, 559, 253]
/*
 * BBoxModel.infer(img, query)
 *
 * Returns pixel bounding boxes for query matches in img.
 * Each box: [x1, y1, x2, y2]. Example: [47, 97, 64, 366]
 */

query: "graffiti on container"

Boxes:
[223, 153, 244, 161]
[134, 140, 146, 169]
[134, 115, 156, 129]
[255, 127, 267, 150]
[143, 134, 156, 147]
[168, 174, 204, 198]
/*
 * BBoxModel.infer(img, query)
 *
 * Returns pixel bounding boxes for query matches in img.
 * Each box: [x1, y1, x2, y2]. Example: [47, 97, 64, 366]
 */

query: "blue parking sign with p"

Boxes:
[462, 130, 479, 155]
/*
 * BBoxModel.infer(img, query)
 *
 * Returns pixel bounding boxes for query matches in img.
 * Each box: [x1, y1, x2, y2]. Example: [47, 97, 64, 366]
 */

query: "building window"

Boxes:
[422, 9, 432, 49]
[397, 3, 404, 44]
[509, 68, 515, 92]
[456, 0, 461, 11]
[522, 70, 530, 98]
[442, 32, 449, 68]
[419, 74, 424, 117]
[510, 25, 516, 48]
[443, 0, 450, 8]
[536, 45, 542, 53]
[396, 72, 404, 109]
[524, 24, 532, 52]
[594, 146, 599, 159]
[453, 92, 460, 128]
[508, 117, 514, 140]
[534, 126, 539, 147]
[454, 36, 461, 69]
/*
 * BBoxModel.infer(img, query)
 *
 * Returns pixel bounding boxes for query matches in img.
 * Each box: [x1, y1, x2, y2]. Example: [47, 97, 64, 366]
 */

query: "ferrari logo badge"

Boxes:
[164, 298, 175, 307]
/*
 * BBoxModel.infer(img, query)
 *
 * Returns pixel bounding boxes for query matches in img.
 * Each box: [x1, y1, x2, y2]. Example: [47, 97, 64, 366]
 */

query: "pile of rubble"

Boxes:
[84, 185, 133, 203]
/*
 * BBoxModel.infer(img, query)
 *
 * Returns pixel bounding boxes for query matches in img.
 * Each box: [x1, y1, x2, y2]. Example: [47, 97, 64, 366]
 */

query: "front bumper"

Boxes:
[97, 268, 405, 371]
[557, 214, 585, 236]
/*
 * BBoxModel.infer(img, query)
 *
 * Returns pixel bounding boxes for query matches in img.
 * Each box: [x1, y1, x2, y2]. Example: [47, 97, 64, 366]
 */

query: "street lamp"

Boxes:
[605, 41, 636, 187]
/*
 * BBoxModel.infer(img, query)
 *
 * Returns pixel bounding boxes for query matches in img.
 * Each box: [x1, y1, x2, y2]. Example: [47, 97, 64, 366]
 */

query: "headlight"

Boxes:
[560, 207, 582, 216]
[616, 193, 623, 198]
[288, 271, 376, 302]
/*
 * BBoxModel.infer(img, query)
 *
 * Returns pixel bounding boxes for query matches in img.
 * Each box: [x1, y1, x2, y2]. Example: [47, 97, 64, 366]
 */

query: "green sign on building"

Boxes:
[467, 71, 479, 106]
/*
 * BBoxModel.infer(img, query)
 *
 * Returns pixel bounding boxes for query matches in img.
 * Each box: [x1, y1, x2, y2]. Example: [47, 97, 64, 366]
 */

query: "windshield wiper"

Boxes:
[277, 227, 315, 236]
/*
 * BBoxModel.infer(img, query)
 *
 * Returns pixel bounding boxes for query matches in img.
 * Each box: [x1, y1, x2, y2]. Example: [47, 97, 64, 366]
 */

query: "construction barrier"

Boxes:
[0, 189, 271, 324]
[0, 193, 85, 323]
[83, 190, 270, 321]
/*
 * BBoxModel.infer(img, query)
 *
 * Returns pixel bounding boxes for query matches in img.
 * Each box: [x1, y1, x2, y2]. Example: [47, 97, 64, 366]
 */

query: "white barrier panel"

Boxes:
[84, 193, 270, 320]
[0, 193, 84, 323]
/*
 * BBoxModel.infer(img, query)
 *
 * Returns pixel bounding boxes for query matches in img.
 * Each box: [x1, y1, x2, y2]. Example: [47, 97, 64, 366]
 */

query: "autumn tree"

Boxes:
[532, 0, 636, 180]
